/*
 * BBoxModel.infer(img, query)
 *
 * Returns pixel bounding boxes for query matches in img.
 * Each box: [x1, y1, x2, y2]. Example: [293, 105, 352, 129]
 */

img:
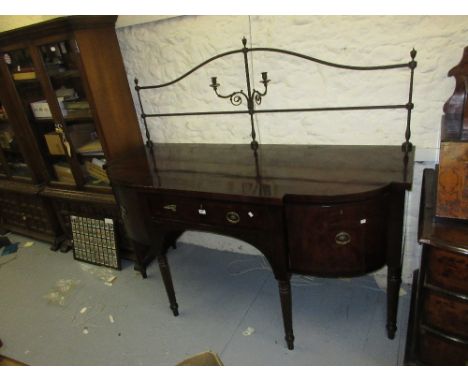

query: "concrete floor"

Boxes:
[0, 232, 411, 365]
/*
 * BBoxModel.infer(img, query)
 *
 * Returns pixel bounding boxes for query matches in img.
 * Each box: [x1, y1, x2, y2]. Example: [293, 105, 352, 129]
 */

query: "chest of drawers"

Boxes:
[405, 169, 468, 365]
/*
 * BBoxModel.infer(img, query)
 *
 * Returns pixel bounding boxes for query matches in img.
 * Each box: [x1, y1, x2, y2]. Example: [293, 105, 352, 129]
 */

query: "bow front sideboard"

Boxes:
[107, 39, 417, 350]
[108, 143, 414, 350]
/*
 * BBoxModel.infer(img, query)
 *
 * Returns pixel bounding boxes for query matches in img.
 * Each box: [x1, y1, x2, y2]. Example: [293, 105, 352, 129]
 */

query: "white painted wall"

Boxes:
[116, 15, 468, 281]
[0, 15, 58, 32]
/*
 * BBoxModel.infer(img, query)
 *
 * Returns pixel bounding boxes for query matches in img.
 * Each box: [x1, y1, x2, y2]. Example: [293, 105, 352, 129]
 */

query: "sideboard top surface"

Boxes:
[107, 143, 414, 201]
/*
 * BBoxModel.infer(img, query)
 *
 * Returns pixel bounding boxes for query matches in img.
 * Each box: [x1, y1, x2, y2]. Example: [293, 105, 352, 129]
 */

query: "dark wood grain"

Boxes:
[442, 46, 468, 141]
[436, 142, 468, 219]
[108, 143, 413, 349]
[405, 168, 468, 365]
[286, 186, 390, 276]
[423, 290, 468, 338]
[107, 143, 414, 198]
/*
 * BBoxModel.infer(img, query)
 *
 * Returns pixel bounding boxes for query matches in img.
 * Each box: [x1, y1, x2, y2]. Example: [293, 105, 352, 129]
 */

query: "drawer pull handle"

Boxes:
[163, 204, 177, 212]
[226, 211, 240, 224]
[335, 232, 351, 245]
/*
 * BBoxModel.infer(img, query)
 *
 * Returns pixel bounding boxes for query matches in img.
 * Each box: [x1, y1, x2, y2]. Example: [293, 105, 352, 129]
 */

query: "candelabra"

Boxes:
[209, 71, 270, 108]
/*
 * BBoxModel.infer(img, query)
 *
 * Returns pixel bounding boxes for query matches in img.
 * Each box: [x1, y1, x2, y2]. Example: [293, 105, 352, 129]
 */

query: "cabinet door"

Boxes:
[0, 97, 32, 180]
[2, 45, 73, 184]
[286, 191, 389, 276]
[1, 39, 110, 188]
[34, 38, 109, 188]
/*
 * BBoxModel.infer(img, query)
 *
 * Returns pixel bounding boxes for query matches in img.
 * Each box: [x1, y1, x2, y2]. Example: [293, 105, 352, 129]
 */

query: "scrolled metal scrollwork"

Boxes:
[210, 78, 250, 107]
[210, 72, 270, 108]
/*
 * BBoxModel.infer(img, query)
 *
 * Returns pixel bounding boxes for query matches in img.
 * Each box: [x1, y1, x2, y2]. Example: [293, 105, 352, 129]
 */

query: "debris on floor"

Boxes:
[109, 314, 114, 323]
[1, 243, 19, 256]
[242, 326, 255, 336]
[104, 276, 117, 286]
[79, 263, 118, 286]
[82, 327, 89, 335]
[22, 241, 34, 248]
[80, 307, 88, 314]
[43, 279, 81, 306]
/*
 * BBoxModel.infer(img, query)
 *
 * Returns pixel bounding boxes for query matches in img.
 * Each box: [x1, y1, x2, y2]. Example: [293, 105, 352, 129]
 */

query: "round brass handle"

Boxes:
[335, 231, 351, 245]
[226, 211, 240, 224]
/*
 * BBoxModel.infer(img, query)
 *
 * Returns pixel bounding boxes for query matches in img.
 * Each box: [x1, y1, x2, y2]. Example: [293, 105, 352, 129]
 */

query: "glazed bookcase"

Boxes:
[0, 16, 143, 256]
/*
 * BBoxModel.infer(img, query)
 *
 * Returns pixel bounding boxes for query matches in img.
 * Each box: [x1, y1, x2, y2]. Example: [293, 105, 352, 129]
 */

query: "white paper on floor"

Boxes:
[43, 279, 81, 306]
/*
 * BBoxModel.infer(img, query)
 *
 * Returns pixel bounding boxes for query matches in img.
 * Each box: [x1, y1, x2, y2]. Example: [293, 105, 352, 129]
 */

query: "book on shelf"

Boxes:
[85, 158, 108, 183]
[77, 139, 103, 155]
[12, 71, 36, 80]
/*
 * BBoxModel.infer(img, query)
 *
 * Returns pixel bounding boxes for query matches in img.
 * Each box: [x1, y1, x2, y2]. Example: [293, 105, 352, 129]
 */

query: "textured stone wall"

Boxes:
[116, 15, 468, 281]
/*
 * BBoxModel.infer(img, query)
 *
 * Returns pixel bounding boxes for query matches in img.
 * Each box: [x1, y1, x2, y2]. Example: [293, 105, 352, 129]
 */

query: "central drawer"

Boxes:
[146, 192, 278, 231]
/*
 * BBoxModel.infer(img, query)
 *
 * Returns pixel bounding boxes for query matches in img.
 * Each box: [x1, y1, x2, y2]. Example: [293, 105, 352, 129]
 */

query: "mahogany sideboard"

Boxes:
[107, 143, 414, 350]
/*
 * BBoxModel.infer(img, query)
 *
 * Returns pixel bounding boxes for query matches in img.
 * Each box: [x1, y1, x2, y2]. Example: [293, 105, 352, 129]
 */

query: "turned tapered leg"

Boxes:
[157, 252, 179, 316]
[386, 265, 402, 339]
[278, 279, 295, 350]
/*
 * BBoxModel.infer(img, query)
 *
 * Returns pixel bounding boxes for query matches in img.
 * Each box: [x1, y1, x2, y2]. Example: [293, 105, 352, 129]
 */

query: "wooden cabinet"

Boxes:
[437, 46, 468, 219]
[405, 169, 468, 365]
[285, 187, 391, 276]
[0, 16, 143, 256]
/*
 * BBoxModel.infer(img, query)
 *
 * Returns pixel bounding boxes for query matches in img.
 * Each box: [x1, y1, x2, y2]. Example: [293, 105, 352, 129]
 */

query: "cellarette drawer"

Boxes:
[285, 188, 390, 276]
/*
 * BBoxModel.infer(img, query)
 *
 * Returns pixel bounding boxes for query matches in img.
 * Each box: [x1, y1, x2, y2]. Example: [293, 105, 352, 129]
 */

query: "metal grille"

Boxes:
[70, 215, 120, 269]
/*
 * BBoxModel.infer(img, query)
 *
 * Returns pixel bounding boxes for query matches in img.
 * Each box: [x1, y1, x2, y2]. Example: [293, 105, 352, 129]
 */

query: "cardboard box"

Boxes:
[176, 351, 223, 366]
[44, 132, 66, 155]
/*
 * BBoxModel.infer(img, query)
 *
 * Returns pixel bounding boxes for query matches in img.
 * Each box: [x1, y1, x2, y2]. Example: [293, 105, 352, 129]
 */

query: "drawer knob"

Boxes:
[163, 204, 177, 212]
[226, 211, 240, 224]
[335, 232, 351, 245]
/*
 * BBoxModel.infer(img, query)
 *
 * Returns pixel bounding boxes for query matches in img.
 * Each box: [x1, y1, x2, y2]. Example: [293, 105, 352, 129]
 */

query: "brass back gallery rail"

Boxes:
[134, 37, 417, 151]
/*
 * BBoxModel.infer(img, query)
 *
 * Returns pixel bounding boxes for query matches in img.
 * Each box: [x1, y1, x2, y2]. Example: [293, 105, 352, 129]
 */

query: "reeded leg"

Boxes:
[386, 265, 402, 339]
[157, 252, 179, 316]
[278, 279, 295, 350]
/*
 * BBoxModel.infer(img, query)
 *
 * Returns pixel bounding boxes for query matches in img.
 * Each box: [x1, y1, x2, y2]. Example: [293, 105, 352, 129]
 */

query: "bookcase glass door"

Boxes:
[38, 39, 109, 187]
[3, 47, 73, 184]
[0, 97, 32, 179]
